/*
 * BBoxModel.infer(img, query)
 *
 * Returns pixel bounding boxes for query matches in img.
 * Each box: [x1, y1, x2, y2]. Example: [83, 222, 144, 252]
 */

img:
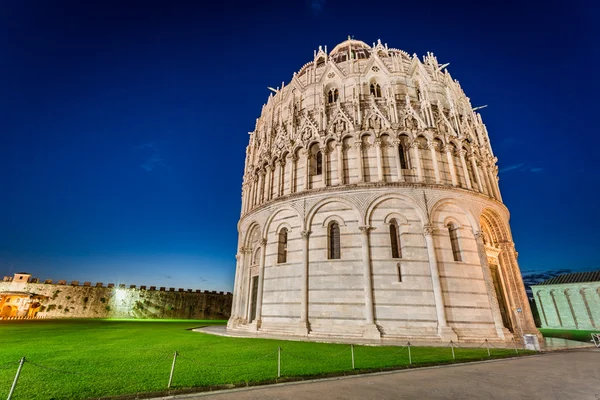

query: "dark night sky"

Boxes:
[0, 0, 597, 291]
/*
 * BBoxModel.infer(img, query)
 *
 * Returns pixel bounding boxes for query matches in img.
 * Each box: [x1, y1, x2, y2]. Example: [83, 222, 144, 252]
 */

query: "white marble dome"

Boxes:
[227, 38, 539, 343]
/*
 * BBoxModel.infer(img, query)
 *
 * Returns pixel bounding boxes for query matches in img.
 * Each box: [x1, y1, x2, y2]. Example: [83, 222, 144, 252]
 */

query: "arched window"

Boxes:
[277, 228, 288, 263]
[448, 223, 462, 262]
[370, 83, 381, 97]
[316, 151, 323, 175]
[328, 222, 341, 259]
[389, 220, 402, 259]
[327, 89, 338, 103]
[399, 144, 408, 169]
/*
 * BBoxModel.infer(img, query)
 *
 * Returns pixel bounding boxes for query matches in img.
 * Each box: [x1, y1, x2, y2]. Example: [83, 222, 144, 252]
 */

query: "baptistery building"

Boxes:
[227, 38, 539, 343]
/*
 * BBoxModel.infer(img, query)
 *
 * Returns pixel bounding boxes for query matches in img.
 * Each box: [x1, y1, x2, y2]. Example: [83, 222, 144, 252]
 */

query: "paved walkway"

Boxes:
[158, 349, 599, 400]
[195, 325, 596, 351]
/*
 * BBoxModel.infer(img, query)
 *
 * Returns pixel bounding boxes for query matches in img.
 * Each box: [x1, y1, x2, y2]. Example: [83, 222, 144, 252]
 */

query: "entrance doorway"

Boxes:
[249, 276, 259, 323]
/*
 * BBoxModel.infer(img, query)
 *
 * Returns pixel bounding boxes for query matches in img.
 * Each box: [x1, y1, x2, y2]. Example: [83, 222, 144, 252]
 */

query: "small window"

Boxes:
[370, 83, 381, 97]
[328, 222, 341, 259]
[277, 228, 288, 264]
[390, 220, 402, 259]
[316, 151, 323, 175]
[399, 144, 408, 169]
[397, 263, 402, 282]
[327, 89, 339, 103]
[448, 223, 462, 262]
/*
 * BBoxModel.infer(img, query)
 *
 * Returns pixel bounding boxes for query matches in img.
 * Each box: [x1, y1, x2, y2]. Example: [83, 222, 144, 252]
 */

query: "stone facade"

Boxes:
[227, 38, 539, 343]
[0, 273, 232, 320]
[532, 272, 600, 330]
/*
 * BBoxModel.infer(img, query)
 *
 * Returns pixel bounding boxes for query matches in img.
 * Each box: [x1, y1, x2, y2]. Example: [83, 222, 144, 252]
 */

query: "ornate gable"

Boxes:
[326, 102, 355, 137]
[362, 97, 391, 131]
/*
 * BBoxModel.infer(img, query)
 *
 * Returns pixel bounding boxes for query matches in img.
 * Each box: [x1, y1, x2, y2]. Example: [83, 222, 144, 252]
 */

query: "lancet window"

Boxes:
[327, 89, 339, 103]
[328, 222, 341, 259]
[389, 220, 402, 259]
[399, 144, 408, 169]
[370, 83, 382, 97]
[316, 151, 323, 175]
[447, 222, 462, 262]
[277, 228, 288, 264]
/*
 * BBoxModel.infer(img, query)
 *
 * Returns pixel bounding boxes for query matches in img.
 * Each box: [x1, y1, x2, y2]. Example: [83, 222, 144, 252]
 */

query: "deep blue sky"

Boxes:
[0, 0, 597, 291]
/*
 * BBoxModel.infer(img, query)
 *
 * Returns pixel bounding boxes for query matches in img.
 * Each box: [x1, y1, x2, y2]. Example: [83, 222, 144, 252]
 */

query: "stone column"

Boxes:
[228, 252, 243, 327]
[290, 155, 297, 194]
[355, 141, 365, 182]
[358, 226, 381, 339]
[444, 146, 458, 186]
[258, 169, 265, 203]
[564, 289, 579, 328]
[278, 160, 285, 197]
[481, 162, 493, 198]
[253, 238, 268, 330]
[579, 289, 596, 328]
[535, 291, 549, 327]
[411, 142, 424, 182]
[250, 177, 257, 208]
[303, 150, 310, 191]
[375, 139, 384, 182]
[297, 230, 311, 335]
[337, 142, 344, 185]
[474, 231, 508, 339]
[265, 165, 273, 201]
[428, 142, 441, 184]
[423, 224, 457, 341]
[550, 290, 563, 327]
[469, 154, 484, 193]
[322, 148, 329, 186]
[392, 140, 404, 182]
[458, 150, 472, 189]
[484, 163, 498, 200]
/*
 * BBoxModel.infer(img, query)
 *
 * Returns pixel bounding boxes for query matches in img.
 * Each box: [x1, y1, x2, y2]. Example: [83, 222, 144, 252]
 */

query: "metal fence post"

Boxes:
[351, 344, 355, 370]
[7, 357, 25, 400]
[277, 347, 281, 378]
[168, 351, 178, 389]
[486, 339, 490, 357]
[407, 342, 412, 365]
[450, 341, 455, 360]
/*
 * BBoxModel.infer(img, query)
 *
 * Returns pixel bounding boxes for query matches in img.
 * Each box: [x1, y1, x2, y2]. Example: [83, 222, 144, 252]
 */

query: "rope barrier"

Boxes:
[25, 360, 83, 375]
[177, 350, 278, 369]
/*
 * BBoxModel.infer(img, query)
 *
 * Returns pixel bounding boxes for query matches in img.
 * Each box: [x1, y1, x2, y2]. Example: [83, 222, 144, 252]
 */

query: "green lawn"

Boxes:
[0, 320, 527, 400]
[539, 328, 599, 343]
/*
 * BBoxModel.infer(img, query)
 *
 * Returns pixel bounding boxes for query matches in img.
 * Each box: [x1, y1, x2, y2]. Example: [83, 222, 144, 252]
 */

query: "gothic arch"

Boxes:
[480, 208, 512, 243]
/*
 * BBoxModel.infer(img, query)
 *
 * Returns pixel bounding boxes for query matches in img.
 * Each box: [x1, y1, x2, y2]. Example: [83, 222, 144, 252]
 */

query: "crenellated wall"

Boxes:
[0, 274, 232, 320]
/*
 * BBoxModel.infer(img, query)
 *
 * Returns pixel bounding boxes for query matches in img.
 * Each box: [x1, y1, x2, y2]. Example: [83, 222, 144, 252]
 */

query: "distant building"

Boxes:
[228, 37, 540, 344]
[531, 271, 600, 330]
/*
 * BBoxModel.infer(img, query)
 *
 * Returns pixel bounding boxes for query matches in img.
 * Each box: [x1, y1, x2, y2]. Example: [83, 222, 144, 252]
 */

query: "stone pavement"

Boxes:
[157, 349, 599, 400]
[195, 325, 596, 351]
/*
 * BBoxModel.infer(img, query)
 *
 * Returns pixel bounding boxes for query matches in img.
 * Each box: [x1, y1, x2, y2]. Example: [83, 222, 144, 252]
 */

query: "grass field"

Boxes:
[539, 328, 599, 343]
[1, 319, 527, 400]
